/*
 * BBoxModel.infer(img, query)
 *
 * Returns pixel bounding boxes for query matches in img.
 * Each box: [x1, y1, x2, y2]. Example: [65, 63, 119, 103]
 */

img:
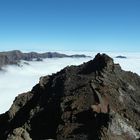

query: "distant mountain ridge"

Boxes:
[0, 50, 88, 69]
[115, 55, 127, 59]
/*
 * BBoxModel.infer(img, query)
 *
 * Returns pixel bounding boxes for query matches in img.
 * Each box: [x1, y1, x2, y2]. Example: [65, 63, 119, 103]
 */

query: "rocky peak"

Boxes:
[0, 53, 140, 140]
[80, 53, 114, 74]
[94, 53, 114, 69]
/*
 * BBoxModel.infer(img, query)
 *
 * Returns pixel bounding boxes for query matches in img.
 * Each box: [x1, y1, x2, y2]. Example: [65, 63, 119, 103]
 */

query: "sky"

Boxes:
[0, 0, 140, 52]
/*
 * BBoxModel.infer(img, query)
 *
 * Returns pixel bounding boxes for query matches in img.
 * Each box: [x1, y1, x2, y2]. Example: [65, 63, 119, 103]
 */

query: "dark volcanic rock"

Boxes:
[35, 58, 43, 61]
[0, 53, 140, 140]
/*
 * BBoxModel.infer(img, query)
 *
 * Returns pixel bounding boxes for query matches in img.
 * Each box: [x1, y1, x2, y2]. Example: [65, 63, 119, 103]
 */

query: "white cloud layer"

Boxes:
[0, 52, 140, 114]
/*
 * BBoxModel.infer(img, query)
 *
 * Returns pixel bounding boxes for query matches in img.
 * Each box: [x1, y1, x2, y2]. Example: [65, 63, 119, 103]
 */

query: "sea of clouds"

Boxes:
[0, 52, 140, 114]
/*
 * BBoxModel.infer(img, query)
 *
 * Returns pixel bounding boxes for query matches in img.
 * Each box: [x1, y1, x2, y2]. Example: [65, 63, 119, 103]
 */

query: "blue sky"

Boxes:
[0, 0, 139, 52]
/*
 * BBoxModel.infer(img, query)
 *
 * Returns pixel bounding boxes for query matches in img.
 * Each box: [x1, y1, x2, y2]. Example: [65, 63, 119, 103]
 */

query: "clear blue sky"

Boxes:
[0, 0, 139, 52]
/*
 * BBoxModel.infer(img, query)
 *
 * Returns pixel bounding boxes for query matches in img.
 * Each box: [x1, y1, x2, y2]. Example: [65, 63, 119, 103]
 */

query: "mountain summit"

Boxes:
[0, 53, 140, 140]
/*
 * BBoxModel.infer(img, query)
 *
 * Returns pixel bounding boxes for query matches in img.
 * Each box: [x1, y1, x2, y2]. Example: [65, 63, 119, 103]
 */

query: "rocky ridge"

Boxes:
[0, 53, 140, 140]
[0, 50, 88, 69]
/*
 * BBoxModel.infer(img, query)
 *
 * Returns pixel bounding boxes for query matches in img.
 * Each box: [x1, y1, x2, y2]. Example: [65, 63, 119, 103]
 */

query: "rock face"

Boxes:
[0, 50, 88, 69]
[0, 53, 140, 140]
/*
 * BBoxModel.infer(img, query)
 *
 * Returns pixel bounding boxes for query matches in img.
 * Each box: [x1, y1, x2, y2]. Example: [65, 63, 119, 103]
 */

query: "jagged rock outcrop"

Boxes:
[0, 53, 140, 140]
[7, 127, 32, 140]
[0, 50, 88, 69]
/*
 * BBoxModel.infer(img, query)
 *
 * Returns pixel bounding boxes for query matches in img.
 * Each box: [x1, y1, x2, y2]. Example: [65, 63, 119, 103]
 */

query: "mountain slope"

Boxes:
[0, 53, 140, 140]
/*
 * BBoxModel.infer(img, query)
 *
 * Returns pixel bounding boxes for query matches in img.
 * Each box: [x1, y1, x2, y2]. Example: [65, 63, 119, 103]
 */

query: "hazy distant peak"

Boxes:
[0, 50, 89, 69]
